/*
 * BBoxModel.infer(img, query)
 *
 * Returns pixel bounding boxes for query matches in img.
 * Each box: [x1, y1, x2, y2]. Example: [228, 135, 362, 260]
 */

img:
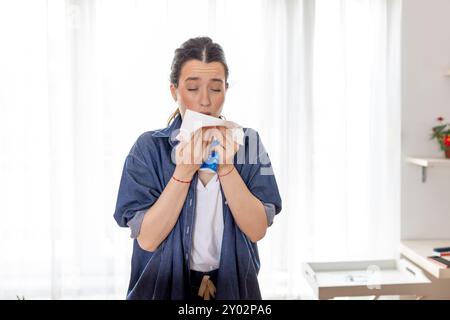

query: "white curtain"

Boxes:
[0, 0, 402, 299]
[255, 0, 402, 299]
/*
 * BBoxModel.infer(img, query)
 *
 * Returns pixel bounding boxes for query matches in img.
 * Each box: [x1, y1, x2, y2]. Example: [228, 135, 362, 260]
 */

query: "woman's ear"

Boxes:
[170, 83, 178, 101]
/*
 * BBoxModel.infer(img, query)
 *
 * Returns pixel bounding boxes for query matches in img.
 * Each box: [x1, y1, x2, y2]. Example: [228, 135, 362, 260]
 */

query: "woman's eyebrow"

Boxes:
[185, 77, 223, 83]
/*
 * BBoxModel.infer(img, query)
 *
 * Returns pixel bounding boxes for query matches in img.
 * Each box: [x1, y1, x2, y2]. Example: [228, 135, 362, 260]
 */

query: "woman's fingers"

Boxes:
[202, 139, 211, 163]
[175, 140, 188, 164]
[212, 127, 240, 164]
[193, 127, 214, 164]
[177, 126, 240, 166]
[176, 127, 224, 166]
[193, 129, 204, 164]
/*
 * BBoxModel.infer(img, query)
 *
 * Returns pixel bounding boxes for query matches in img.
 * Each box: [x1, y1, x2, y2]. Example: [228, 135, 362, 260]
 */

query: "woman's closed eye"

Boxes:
[187, 88, 222, 92]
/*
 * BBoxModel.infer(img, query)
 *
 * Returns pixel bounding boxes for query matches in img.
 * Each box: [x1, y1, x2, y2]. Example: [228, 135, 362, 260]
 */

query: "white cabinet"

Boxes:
[400, 240, 450, 299]
[400, 240, 450, 279]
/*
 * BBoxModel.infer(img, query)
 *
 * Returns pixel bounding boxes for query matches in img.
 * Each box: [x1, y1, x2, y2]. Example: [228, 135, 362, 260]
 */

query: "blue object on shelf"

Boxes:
[433, 246, 450, 253]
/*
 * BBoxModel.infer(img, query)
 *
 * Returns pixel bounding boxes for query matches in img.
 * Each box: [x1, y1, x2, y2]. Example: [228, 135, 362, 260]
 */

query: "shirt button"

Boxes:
[186, 226, 190, 235]
[185, 253, 189, 261]
[225, 201, 228, 205]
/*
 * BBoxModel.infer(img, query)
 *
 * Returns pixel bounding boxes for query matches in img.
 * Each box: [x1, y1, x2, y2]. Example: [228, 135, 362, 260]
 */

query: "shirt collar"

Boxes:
[197, 174, 219, 191]
[151, 114, 182, 147]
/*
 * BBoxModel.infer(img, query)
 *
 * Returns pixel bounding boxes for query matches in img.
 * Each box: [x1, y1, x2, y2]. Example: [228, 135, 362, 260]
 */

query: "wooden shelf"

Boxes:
[405, 157, 450, 182]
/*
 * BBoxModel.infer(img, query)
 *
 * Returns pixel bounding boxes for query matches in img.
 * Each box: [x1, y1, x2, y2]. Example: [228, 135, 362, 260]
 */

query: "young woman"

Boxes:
[113, 37, 282, 300]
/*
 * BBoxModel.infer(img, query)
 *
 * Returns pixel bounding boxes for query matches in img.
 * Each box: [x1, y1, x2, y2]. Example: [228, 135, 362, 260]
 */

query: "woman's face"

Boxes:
[170, 60, 227, 118]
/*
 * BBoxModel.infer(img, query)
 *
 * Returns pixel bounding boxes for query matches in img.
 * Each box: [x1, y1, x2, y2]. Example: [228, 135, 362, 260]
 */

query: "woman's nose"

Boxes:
[199, 88, 211, 107]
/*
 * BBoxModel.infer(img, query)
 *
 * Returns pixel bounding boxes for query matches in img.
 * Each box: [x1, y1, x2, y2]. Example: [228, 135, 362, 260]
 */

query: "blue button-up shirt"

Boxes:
[113, 115, 282, 300]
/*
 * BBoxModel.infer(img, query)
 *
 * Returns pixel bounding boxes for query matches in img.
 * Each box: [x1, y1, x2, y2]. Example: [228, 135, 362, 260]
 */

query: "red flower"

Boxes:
[437, 116, 445, 122]
[444, 135, 450, 147]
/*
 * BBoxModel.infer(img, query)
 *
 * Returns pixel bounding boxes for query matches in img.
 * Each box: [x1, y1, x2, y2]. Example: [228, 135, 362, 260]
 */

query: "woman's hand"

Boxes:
[174, 127, 210, 181]
[205, 126, 240, 174]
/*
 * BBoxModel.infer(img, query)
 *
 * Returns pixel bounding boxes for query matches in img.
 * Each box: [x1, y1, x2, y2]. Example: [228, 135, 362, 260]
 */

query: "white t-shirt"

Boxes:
[189, 174, 224, 272]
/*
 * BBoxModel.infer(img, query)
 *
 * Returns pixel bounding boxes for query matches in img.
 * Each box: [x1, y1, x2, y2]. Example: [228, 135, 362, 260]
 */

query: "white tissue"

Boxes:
[175, 109, 244, 145]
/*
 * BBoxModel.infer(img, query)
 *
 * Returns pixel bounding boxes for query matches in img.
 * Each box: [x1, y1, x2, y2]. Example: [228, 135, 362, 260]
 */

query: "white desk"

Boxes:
[400, 240, 450, 299]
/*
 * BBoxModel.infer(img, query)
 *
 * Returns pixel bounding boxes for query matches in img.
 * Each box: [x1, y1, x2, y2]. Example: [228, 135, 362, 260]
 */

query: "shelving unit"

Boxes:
[405, 157, 450, 183]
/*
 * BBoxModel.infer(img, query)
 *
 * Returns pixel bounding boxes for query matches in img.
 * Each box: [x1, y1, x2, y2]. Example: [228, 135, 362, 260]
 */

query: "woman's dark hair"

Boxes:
[168, 36, 229, 125]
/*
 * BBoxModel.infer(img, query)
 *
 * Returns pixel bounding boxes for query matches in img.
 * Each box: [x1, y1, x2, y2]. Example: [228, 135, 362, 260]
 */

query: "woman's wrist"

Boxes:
[174, 165, 197, 182]
[218, 164, 234, 176]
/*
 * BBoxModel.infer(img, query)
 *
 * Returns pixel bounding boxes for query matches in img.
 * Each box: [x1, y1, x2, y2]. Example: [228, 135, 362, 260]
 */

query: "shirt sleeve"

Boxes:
[113, 136, 162, 229]
[242, 129, 282, 222]
[262, 202, 276, 227]
[127, 209, 147, 238]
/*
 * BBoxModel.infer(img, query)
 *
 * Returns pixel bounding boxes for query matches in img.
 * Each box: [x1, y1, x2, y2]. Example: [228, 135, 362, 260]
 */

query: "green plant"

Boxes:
[430, 117, 450, 151]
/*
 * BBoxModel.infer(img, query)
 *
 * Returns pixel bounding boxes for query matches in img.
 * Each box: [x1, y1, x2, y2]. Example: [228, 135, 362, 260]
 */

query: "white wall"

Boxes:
[402, 0, 450, 239]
